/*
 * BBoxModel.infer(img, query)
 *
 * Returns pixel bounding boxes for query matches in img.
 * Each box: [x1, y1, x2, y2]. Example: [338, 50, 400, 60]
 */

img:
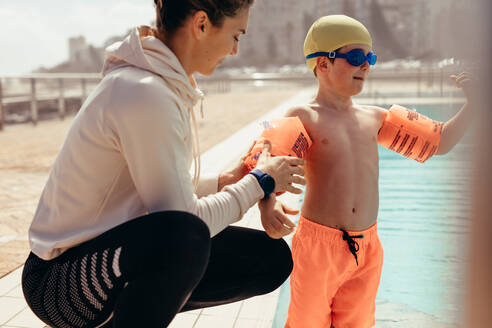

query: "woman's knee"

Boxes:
[137, 211, 210, 251]
[169, 212, 211, 269]
[257, 236, 293, 294]
[278, 238, 294, 274]
[151, 212, 211, 290]
[270, 237, 293, 279]
[119, 211, 211, 278]
[173, 211, 211, 245]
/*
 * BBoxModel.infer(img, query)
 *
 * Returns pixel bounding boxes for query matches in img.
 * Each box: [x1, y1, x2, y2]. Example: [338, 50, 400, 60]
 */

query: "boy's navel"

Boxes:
[322, 138, 329, 144]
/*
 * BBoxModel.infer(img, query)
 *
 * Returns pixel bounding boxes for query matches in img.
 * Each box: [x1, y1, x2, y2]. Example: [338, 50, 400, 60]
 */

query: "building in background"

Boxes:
[38, 0, 473, 73]
[38, 36, 105, 73]
[227, 0, 307, 67]
[230, 0, 466, 68]
[68, 37, 89, 63]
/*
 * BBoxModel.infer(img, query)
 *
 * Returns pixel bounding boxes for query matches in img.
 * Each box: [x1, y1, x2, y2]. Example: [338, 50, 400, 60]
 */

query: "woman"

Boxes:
[21, 1, 305, 327]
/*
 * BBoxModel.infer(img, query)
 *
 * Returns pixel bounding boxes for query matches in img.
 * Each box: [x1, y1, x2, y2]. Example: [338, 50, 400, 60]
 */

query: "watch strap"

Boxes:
[249, 169, 273, 199]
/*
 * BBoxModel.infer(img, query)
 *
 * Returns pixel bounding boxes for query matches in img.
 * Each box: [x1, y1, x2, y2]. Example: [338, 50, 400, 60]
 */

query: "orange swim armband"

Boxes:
[378, 104, 443, 163]
[243, 117, 312, 174]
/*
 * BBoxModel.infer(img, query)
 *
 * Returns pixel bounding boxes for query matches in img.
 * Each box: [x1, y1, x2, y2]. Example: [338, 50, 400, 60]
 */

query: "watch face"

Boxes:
[261, 175, 275, 194]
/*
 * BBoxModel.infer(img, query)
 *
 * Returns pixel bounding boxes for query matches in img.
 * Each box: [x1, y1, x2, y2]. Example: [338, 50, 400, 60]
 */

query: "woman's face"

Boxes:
[197, 8, 250, 76]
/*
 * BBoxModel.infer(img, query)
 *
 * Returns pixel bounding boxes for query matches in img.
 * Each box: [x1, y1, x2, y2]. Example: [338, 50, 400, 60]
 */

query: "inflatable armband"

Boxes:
[378, 104, 442, 163]
[244, 117, 312, 174]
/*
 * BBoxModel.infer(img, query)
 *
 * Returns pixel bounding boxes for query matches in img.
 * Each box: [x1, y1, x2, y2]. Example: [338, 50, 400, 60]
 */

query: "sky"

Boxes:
[0, 0, 155, 75]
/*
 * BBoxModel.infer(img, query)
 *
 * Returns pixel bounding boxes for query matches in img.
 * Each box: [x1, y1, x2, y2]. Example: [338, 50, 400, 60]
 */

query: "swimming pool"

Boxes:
[273, 103, 472, 327]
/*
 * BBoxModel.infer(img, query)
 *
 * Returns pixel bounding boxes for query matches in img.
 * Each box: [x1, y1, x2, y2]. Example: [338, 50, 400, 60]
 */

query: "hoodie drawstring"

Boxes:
[189, 105, 201, 191]
[200, 98, 204, 119]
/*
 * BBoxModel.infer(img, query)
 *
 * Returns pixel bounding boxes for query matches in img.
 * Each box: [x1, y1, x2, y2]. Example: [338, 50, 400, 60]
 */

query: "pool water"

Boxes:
[273, 103, 472, 326]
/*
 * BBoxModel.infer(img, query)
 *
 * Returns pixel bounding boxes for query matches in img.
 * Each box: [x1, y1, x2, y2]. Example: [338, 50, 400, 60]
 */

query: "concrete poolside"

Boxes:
[0, 89, 311, 328]
[0, 87, 465, 327]
[0, 211, 286, 328]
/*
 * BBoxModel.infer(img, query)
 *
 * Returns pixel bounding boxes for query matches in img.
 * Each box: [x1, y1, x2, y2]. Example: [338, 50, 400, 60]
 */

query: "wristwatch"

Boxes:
[249, 169, 275, 199]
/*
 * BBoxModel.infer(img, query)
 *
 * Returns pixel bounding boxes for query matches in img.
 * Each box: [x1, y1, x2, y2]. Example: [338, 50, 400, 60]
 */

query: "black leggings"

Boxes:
[22, 211, 293, 328]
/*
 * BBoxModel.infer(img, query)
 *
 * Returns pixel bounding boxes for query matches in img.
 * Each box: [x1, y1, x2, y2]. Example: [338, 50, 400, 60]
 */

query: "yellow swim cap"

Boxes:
[304, 15, 372, 72]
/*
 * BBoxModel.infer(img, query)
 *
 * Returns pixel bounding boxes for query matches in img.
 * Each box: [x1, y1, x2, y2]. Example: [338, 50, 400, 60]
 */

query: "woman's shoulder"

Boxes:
[94, 67, 187, 133]
[101, 67, 181, 114]
[105, 67, 175, 99]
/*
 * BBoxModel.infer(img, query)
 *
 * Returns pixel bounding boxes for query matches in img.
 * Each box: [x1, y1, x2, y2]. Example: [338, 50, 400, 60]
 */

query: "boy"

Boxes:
[258, 15, 473, 328]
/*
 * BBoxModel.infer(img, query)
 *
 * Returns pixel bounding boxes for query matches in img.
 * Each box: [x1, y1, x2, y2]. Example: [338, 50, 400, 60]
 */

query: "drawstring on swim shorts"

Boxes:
[339, 228, 364, 266]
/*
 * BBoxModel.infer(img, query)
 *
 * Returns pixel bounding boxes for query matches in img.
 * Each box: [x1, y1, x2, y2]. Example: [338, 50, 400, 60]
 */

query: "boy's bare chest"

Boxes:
[306, 109, 381, 161]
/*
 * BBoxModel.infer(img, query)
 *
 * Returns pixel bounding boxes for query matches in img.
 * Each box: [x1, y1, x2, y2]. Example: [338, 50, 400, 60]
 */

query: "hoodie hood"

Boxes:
[102, 25, 203, 108]
[103, 26, 204, 190]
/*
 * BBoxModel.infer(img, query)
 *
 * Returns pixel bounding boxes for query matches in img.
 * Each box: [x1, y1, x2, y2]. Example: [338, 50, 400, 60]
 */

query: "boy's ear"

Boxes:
[316, 56, 330, 74]
[191, 10, 209, 40]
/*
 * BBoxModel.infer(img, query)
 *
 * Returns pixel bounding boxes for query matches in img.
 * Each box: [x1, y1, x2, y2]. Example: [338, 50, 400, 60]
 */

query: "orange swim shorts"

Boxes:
[285, 215, 383, 328]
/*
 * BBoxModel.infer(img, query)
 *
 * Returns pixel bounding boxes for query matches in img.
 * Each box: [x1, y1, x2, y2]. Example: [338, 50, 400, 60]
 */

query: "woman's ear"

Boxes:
[191, 10, 209, 40]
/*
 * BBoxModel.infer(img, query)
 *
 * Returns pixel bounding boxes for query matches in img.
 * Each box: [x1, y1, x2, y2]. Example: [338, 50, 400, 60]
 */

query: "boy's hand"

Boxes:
[258, 195, 297, 239]
[451, 72, 475, 101]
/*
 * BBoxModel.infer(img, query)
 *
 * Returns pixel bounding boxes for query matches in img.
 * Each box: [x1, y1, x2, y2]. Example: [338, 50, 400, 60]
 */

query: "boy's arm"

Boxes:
[258, 106, 310, 239]
[436, 72, 475, 155]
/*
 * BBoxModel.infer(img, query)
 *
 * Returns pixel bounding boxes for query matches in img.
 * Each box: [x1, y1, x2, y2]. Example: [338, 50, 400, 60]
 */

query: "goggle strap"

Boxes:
[305, 52, 332, 60]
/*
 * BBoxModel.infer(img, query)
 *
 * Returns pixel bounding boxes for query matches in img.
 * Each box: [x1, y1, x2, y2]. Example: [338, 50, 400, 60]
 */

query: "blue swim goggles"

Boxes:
[306, 49, 377, 67]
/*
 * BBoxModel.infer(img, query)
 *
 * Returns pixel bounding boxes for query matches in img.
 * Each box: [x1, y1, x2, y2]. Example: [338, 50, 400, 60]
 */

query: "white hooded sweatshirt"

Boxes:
[29, 26, 264, 260]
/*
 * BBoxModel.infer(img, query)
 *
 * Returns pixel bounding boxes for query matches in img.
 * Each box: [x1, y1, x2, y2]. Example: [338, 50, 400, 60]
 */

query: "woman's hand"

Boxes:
[258, 195, 297, 239]
[256, 141, 306, 194]
[218, 141, 256, 191]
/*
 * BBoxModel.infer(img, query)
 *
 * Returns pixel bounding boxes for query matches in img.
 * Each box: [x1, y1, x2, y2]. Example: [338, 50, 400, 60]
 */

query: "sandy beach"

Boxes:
[0, 88, 299, 278]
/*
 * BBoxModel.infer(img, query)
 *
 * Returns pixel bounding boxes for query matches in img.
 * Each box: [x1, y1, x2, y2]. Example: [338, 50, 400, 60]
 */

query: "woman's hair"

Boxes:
[154, 0, 254, 36]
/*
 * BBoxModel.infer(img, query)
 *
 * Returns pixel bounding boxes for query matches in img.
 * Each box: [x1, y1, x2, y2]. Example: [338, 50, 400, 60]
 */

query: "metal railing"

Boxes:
[0, 73, 100, 130]
[0, 67, 461, 131]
